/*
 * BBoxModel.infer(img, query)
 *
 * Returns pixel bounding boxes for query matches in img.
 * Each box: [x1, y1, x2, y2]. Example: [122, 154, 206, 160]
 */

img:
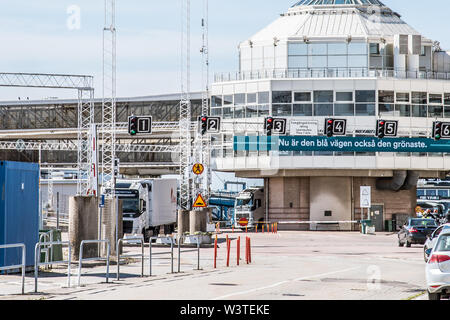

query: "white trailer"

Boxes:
[129, 179, 178, 242]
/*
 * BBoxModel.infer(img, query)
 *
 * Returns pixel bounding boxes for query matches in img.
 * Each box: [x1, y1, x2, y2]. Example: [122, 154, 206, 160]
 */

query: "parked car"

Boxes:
[424, 224, 450, 262]
[425, 229, 450, 300]
[398, 218, 438, 247]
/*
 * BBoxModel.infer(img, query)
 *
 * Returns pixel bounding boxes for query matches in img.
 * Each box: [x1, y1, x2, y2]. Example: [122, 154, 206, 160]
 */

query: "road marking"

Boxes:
[211, 266, 360, 300]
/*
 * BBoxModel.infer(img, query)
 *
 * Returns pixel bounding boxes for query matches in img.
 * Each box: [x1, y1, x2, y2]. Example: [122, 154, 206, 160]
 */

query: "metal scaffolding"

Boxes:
[201, 0, 212, 203]
[102, 0, 117, 197]
[180, 0, 192, 210]
[0, 72, 95, 196]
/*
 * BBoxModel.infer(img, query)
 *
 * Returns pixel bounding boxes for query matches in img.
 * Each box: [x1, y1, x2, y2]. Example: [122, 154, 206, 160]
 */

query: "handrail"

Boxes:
[34, 241, 71, 293]
[148, 236, 175, 276]
[77, 240, 110, 287]
[214, 68, 450, 82]
[0, 243, 26, 295]
[116, 237, 144, 281]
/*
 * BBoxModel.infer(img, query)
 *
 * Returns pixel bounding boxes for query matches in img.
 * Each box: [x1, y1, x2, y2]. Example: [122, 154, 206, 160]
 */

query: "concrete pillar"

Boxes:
[69, 196, 98, 260]
[100, 198, 123, 257]
[177, 210, 190, 237]
[189, 209, 208, 234]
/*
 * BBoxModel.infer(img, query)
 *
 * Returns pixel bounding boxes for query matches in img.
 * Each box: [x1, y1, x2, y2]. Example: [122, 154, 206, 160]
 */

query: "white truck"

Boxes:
[126, 179, 178, 242]
[234, 187, 265, 230]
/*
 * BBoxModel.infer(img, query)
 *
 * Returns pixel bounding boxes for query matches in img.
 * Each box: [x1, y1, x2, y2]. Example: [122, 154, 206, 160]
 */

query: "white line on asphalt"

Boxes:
[211, 266, 360, 300]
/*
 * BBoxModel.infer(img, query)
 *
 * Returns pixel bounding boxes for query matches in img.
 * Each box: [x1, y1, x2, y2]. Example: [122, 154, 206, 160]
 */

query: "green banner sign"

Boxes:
[234, 136, 450, 153]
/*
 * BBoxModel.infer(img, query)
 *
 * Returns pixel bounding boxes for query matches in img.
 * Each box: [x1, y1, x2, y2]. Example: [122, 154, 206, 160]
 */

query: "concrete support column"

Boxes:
[69, 196, 98, 260]
[189, 209, 207, 234]
[100, 198, 123, 257]
[177, 210, 190, 238]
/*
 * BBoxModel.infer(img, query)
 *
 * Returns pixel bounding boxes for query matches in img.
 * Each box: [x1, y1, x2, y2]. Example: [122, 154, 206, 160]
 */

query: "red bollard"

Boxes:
[214, 235, 218, 269]
[237, 237, 240, 266]
[245, 237, 249, 264]
[248, 238, 252, 264]
[226, 238, 231, 267]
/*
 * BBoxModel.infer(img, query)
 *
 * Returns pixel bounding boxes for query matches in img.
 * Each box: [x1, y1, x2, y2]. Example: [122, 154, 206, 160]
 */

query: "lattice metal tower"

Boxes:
[102, 0, 117, 197]
[192, 0, 211, 203]
[180, 0, 192, 210]
[201, 0, 211, 202]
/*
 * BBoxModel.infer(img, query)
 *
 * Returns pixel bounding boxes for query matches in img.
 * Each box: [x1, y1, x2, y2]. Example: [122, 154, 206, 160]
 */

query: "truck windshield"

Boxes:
[236, 198, 253, 207]
[122, 198, 139, 214]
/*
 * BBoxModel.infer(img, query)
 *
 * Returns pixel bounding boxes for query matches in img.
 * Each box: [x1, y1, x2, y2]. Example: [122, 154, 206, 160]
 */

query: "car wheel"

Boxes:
[406, 241, 411, 248]
[428, 292, 441, 300]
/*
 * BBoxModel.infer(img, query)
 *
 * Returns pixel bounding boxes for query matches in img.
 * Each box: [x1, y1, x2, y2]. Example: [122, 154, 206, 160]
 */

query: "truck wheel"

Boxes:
[143, 229, 149, 243]
[428, 292, 441, 300]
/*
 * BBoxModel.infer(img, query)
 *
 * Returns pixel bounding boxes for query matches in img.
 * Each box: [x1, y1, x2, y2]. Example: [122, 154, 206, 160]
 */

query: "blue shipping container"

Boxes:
[0, 161, 39, 268]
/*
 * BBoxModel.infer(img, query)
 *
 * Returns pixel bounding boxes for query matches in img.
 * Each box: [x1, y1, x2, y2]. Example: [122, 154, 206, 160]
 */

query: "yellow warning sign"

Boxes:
[193, 194, 207, 208]
[192, 163, 204, 175]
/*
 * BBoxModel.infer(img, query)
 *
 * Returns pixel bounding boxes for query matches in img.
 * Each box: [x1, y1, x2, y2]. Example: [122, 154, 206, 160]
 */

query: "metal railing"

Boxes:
[148, 236, 175, 276]
[214, 68, 450, 82]
[116, 237, 144, 281]
[34, 241, 71, 293]
[0, 243, 26, 295]
[77, 240, 110, 287]
[176, 236, 201, 273]
[38, 233, 51, 270]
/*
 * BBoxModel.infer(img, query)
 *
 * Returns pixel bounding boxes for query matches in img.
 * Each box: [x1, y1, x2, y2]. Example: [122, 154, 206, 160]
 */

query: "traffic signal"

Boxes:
[128, 116, 138, 136]
[377, 120, 386, 139]
[325, 118, 334, 137]
[265, 117, 274, 136]
[433, 121, 443, 141]
[201, 116, 208, 135]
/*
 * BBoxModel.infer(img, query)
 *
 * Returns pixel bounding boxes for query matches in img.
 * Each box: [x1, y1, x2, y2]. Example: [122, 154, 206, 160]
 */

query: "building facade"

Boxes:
[211, 0, 450, 231]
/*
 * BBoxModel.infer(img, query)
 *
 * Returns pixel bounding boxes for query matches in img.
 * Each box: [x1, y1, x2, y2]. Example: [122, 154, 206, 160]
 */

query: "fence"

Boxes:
[77, 240, 110, 287]
[176, 236, 201, 273]
[149, 236, 174, 276]
[0, 243, 25, 295]
[116, 237, 144, 281]
[34, 241, 71, 293]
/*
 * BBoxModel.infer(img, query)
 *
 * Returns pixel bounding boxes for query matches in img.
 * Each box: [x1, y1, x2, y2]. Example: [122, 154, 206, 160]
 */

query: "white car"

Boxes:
[426, 229, 450, 300]
[424, 224, 450, 262]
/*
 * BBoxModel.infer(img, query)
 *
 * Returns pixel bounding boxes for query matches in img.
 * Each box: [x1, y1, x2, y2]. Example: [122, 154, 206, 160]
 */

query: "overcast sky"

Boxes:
[0, 0, 449, 101]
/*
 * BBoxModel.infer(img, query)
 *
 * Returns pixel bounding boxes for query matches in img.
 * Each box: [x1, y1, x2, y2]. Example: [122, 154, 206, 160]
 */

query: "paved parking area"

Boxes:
[0, 230, 432, 300]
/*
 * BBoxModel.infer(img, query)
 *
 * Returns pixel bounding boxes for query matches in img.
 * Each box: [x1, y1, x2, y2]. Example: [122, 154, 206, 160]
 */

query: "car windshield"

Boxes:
[410, 219, 437, 227]
[436, 235, 450, 252]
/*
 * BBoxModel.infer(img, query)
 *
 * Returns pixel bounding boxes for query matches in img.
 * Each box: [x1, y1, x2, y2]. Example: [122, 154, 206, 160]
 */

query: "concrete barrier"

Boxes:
[189, 209, 207, 234]
[177, 210, 190, 237]
[69, 196, 98, 260]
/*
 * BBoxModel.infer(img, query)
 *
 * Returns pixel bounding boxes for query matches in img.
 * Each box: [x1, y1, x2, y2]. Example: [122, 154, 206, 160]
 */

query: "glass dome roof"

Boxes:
[292, 0, 385, 7]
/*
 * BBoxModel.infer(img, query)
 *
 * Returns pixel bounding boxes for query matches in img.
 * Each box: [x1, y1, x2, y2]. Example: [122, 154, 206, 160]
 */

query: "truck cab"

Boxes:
[234, 187, 265, 229]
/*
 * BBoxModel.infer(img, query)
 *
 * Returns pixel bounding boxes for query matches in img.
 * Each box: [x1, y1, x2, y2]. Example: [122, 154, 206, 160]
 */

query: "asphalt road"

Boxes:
[0, 230, 431, 300]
